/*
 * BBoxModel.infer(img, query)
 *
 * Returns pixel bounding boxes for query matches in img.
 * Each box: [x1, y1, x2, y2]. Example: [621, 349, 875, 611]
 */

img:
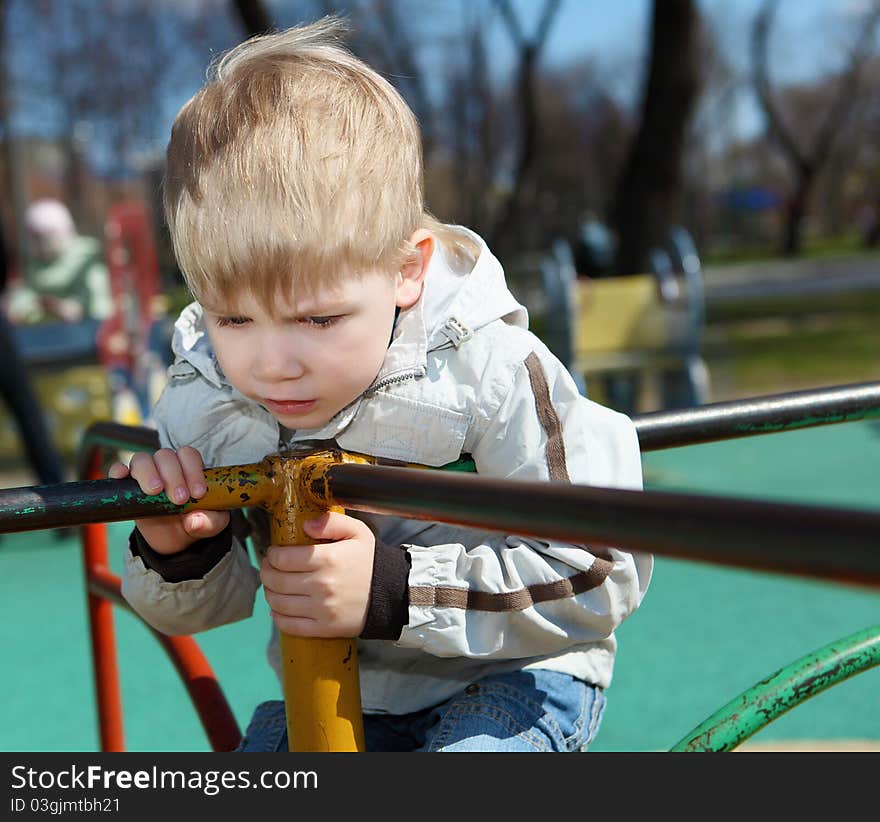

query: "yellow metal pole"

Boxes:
[261, 449, 371, 752]
[198, 463, 275, 510]
[185, 450, 370, 751]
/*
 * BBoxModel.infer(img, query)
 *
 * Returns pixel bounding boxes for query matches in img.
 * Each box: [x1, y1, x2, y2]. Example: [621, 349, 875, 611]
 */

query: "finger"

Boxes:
[302, 511, 366, 542]
[107, 462, 130, 479]
[128, 452, 164, 494]
[264, 589, 313, 618]
[265, 543, 320, 573]
[152, 448, 190, 504]
[177, 446, 208, 498]
[181, 509, 230, 539]
[260, 558, 315, 596]
[269, 612, 321, 637]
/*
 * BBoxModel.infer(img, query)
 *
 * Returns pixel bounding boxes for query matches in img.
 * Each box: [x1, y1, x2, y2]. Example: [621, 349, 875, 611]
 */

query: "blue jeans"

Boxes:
[236, 669, 605, 752]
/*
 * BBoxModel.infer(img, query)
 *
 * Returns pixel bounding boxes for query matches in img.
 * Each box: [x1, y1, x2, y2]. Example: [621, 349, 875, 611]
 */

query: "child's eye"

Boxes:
[302, 315, 342, 328]
[215, 316, 250, 327]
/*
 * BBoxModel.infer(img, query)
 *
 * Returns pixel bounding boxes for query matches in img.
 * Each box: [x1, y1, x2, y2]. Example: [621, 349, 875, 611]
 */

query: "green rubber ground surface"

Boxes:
[2, 419, 879, 752]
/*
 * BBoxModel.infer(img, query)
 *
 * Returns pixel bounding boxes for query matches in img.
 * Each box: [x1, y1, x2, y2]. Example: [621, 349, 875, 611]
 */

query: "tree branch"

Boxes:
[751, 0, 807, 173]
[811, 3, 880, 169]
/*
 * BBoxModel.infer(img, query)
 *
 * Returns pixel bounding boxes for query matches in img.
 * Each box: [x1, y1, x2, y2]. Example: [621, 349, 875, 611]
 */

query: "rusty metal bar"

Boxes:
[1, 476, 188, 531]
[325, 464, 880, 588]
[634, 380, 880, 451]
[0, 466, 271, 533]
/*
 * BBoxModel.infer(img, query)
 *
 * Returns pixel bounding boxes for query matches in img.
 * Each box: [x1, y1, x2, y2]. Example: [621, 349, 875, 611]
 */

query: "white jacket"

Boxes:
[121, 228, 652, 714]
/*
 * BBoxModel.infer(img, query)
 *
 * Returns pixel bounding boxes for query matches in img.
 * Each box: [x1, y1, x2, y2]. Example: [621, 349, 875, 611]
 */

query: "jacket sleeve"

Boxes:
[394, 346, 652, 660]
[119, 381, 262, 636]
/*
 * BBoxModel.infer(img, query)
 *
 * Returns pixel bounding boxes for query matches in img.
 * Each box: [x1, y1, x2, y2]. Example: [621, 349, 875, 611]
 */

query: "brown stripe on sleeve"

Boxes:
[524, 351, 570, 482]
[408, 557, 613, 612]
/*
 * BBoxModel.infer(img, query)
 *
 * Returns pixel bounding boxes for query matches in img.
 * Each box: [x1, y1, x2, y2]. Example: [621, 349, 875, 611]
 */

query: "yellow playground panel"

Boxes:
[572, 274, 688, 373]
[0, 362, 113, 463]
[536, 227, 709, 413]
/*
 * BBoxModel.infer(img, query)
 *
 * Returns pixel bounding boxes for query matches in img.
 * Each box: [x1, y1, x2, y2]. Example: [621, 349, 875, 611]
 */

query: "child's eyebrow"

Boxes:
[201, 303, 243, 317]
[200, 296, 353, 318]
[284, 298, 352, 317]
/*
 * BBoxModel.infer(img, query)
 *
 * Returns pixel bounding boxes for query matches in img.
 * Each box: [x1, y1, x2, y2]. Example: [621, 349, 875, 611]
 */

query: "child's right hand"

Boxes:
[108, 446, 230, 555]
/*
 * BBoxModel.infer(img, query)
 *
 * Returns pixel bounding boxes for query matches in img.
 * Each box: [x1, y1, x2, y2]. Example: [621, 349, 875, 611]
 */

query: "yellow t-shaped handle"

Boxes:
[262, 449, 370, 752]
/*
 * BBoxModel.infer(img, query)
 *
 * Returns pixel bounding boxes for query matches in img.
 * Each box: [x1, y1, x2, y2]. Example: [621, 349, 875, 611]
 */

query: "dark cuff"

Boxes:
[360, 542, 410, 640]
[129, 526, 233, 583]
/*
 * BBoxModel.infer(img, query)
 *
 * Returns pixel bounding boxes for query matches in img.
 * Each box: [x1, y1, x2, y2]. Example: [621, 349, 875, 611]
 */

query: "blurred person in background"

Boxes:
[0, 215, 65, 489]
[6, 198, 111, 326]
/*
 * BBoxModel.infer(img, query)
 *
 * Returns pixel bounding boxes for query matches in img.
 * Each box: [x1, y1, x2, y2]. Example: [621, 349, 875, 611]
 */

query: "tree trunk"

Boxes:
[489, 0, 561, 257]
[752, 0, 880, 258]
[611, 0, 700, 276]
[782, 174, 812, 256]
[230, 0, 272, 36]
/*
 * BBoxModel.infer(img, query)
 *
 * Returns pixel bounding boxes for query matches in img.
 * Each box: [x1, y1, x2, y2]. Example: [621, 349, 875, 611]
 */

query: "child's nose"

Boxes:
[253, 339, 305, 381]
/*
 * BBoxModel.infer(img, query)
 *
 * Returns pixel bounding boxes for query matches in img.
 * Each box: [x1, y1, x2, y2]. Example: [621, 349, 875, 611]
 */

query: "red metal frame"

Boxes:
[80, 441, 241, 752]
[97, 201, 162, 376]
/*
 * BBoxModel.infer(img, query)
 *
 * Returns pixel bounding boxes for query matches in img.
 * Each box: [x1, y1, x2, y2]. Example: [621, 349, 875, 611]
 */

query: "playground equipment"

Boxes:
[0, 380, 879, 751]
[0, 201, 168, 462]
[540, 227, 709, 414]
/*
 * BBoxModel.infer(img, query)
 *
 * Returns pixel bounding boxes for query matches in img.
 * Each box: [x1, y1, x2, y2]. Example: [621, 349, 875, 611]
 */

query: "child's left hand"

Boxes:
[261, 511, 375, 637]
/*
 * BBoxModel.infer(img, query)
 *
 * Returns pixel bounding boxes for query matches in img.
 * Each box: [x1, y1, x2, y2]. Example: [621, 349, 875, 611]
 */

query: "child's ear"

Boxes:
[395, 229, 434, 309]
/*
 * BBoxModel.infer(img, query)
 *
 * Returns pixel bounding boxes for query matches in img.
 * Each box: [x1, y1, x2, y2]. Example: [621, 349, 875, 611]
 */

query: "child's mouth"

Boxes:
[262, 398, 317, 416]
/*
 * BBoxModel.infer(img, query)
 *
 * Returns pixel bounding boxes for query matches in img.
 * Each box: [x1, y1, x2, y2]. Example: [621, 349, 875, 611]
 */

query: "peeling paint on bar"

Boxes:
[670, 625, 880, 751]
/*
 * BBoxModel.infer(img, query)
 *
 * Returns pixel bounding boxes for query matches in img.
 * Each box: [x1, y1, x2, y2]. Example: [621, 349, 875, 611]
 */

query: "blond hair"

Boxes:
[164, 16, 454, 309]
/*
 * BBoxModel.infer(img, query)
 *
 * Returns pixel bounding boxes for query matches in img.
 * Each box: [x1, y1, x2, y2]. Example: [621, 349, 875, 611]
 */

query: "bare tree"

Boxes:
[751, 0, 880, 255]
[679, 7, 738, 250]
[440, 4, 496, 233]
[338, 0, 437, 159]
[489, 0, 562, 256]
[527, 61, 631, 245]
[611, 0, 701, 276]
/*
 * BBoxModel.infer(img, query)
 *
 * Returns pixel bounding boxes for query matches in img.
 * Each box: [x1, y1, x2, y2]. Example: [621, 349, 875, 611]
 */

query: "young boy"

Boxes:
[111, 17, 652, 752]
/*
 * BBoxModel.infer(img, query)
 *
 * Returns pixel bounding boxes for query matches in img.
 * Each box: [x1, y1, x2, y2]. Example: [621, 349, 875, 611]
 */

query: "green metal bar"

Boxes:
[669, 624, 880, 751]
[635, 381, 880, 450]
[0, 477, 183, 531]
[0, 464, 270, 533]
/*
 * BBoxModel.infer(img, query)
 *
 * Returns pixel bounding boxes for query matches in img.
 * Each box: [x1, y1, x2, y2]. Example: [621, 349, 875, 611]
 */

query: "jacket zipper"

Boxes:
[367, 367, 425, 394]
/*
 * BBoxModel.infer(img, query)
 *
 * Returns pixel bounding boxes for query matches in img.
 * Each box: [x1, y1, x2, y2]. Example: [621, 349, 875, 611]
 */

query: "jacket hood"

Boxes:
[421, 226, 528, 347]
[169, 227, 528, 391]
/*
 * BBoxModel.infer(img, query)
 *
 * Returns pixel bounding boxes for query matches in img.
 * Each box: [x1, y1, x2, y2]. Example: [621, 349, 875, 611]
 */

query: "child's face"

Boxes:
[202, 270, 410, 431]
